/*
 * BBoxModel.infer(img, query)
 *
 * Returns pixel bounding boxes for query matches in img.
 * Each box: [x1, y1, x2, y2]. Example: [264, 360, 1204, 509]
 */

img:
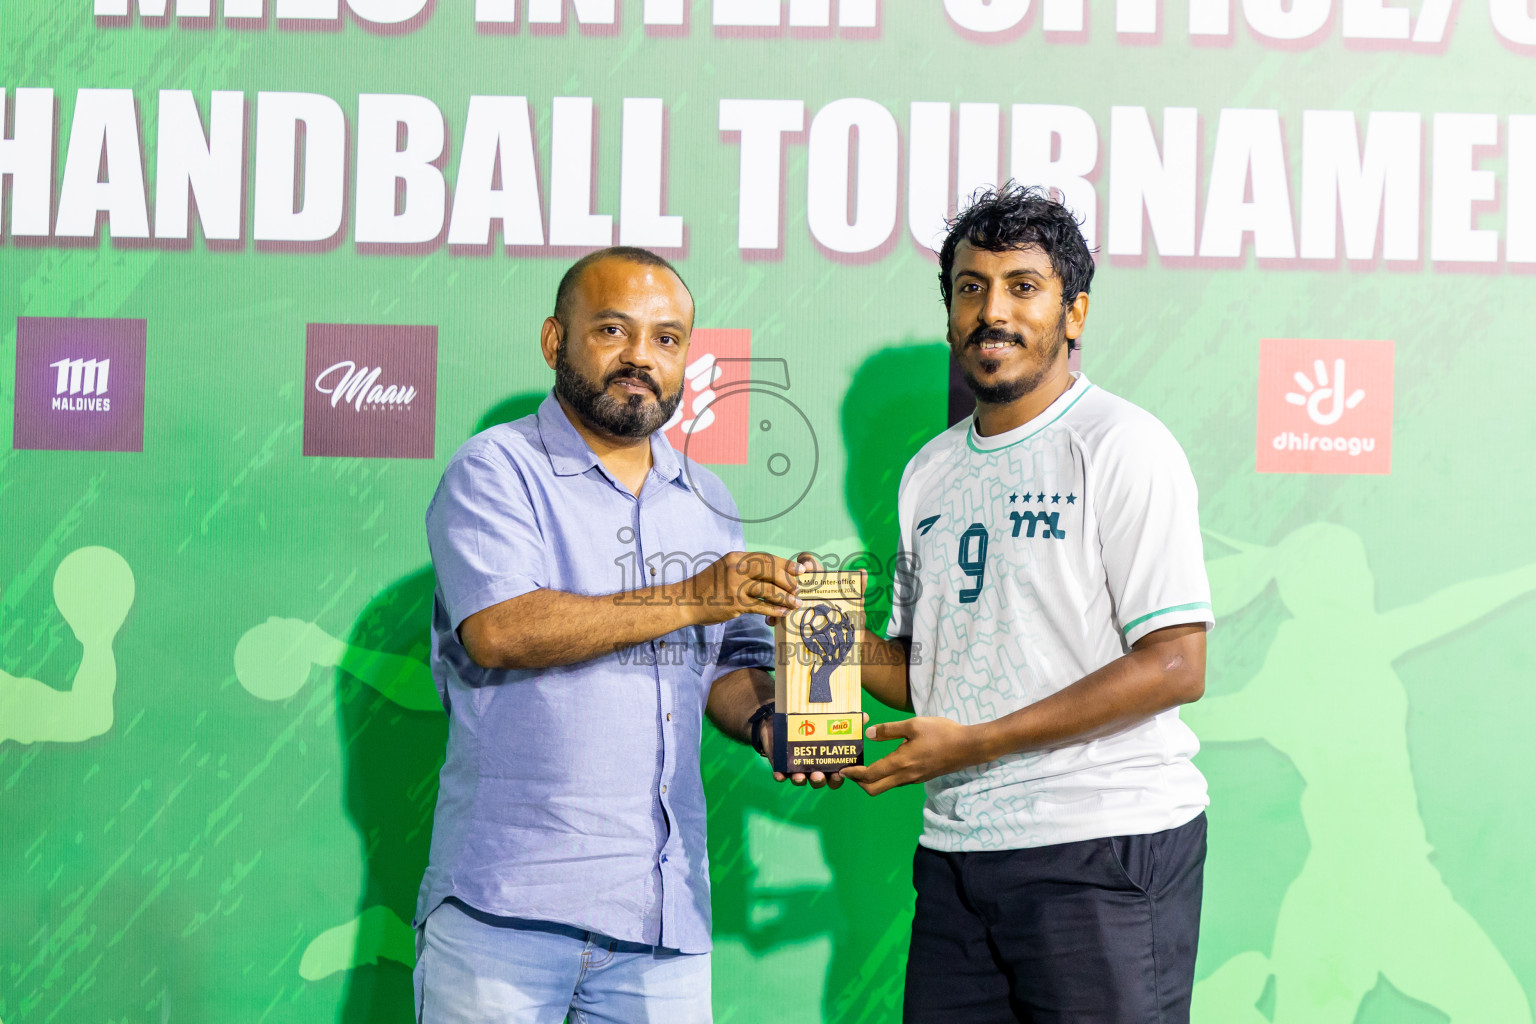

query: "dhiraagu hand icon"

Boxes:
[1286, 358, 1365, 427]
[662, 351, 724, 437]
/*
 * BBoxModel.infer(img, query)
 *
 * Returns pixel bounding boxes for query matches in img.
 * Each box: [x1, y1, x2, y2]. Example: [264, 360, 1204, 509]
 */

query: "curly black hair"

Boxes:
[937, 183, 1095, 318]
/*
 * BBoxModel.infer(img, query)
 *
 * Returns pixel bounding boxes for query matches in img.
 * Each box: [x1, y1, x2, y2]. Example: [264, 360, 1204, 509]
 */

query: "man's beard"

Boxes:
[954, 313, 1068, 406]
[554, 343, 684, 439]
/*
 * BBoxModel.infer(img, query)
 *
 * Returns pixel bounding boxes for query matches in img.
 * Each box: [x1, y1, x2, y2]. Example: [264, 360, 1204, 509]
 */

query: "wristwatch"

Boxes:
[747, 701, 776, 757]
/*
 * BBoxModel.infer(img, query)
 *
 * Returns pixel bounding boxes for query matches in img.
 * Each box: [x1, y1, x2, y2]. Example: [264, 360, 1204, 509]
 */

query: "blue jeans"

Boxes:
[413, 899, 712, 1024]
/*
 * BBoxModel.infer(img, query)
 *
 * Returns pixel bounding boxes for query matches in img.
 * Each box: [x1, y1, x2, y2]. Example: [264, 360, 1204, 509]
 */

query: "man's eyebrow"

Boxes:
[590, 309, 689, 333]
[953, 267, 1047, 282]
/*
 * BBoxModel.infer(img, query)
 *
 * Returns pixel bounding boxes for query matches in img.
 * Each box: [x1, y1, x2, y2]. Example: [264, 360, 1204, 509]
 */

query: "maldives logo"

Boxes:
[1257, 339, 1394, 475]
[303, 323, 437, 459]
[13, 317, 146, 452]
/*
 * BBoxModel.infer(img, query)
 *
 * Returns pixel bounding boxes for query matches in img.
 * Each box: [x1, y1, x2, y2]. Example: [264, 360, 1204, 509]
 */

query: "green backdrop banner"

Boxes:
[4, 2, 1536, 1022]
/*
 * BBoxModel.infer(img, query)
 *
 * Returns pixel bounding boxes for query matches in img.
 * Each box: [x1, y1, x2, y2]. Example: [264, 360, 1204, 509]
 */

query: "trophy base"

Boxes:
[771, 712, 864, 774]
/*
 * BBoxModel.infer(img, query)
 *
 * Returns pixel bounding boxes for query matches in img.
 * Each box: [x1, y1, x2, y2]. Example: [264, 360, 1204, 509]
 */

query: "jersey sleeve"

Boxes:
[1094, 420, 1213, 646]
[426, 451, 548, 632]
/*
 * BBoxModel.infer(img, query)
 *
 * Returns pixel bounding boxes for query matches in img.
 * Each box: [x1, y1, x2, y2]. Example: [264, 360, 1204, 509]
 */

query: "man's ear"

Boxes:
[1065, 291, 1090, 341]
[540, 316, 563, 371]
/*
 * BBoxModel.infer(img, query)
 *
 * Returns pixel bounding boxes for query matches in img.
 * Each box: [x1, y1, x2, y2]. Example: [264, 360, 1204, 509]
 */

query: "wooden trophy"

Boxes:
[772, 570, 865, 775]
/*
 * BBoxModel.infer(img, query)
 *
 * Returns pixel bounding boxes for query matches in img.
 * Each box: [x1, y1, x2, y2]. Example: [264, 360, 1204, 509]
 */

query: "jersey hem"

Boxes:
[916, 800, 1209, 853]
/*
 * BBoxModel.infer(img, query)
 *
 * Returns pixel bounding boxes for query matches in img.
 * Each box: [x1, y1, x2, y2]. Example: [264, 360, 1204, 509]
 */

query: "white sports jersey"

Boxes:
[886, 372, 1211, 851]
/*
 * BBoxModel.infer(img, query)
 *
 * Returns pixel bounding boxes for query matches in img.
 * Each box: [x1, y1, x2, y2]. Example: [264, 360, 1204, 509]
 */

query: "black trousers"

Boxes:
[903, 813, 1206, 1024]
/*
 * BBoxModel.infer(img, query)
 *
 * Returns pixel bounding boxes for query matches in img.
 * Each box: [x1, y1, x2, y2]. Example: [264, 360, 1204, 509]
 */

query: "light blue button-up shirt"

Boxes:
[414, 393, 773, 954]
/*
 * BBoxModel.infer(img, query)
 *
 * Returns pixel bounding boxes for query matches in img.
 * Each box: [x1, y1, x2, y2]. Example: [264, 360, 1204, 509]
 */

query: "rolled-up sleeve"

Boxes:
[426, 452, 548, 631]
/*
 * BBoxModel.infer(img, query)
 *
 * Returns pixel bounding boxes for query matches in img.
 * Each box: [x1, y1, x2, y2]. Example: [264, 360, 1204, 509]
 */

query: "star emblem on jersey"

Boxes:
[1005, 490, 1080, 508]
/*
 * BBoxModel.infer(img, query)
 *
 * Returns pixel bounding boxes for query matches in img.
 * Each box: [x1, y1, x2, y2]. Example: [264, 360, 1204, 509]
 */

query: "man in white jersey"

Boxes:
[831, 184, 1212, 1022]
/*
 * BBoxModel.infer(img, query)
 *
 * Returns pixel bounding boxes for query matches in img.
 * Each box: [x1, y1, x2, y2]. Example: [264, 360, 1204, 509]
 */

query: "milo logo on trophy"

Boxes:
[772, 571, 865, 775]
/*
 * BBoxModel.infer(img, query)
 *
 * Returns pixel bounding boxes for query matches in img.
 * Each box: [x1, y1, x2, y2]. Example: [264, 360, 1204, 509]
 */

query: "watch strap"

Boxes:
[746, 701, 776, 757]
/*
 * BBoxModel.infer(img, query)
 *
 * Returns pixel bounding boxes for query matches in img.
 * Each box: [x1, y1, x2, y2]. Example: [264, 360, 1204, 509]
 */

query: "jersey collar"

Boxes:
[966, 372, 1094, 455]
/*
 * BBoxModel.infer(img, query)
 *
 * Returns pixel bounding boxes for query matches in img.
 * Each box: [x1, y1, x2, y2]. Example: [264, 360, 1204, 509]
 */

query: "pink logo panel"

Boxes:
[1257, 338, 1394, 475]
[664, 328, 752, 465]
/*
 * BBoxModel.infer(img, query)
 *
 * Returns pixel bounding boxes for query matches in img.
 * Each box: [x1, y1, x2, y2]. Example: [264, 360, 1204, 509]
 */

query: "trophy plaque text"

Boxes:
[772, 570, 865, 775]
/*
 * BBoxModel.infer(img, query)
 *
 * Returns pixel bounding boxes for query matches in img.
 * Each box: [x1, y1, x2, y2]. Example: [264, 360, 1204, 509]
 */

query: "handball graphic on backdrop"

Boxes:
[3, 1, 1535, 1022]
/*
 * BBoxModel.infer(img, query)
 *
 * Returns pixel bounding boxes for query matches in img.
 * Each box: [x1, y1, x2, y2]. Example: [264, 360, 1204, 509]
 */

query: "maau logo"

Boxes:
[13, 317, 145, 452]
[303, 324, 437, 459]
[1257, 339, 1394, 475]
[313, 361, 418, 412]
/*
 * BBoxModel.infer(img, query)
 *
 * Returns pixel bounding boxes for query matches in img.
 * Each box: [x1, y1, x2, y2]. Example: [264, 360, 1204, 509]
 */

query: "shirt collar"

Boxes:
[649, 427, 685, 486]
[966, 371, 1092, 453]
[535, 391, 689, 490]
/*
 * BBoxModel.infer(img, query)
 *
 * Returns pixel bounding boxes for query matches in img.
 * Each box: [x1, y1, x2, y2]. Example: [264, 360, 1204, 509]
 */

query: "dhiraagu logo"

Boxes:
[1286, 358, 1364, 427]
[662, 328, 752, 463]
[1257, 339, 1394, 475]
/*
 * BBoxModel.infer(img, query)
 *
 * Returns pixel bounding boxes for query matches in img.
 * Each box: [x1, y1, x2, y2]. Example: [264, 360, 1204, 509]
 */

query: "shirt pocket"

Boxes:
[662, 623, 712, 677]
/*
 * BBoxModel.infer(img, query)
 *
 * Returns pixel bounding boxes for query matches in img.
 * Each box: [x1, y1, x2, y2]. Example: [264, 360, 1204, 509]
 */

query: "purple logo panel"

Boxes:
[13, 317, 147, 453]
[302, 323, 438, 459]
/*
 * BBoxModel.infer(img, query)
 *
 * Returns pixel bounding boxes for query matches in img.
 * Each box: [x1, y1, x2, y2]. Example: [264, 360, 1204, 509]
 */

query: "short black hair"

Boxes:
[553, 246, 691, 327]
[938, 183, 1095, 315]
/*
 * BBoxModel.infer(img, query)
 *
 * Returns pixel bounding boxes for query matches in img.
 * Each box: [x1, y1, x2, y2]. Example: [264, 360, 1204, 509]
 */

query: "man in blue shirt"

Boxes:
[414, 246, 818, 1023]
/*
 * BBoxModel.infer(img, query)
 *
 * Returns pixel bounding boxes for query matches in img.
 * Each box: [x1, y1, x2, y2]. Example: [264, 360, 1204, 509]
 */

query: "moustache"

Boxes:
[965, 326, 1026, 349]
[606, 368, 661, 398]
